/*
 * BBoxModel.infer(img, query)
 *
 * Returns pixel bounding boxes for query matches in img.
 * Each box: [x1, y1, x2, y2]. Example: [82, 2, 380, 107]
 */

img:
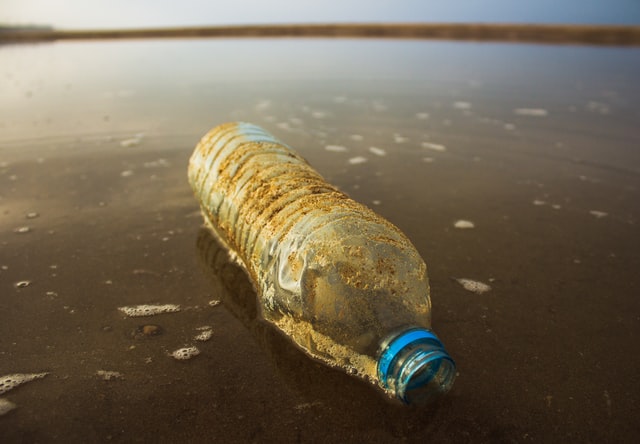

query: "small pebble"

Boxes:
[130, 324, 164, 339]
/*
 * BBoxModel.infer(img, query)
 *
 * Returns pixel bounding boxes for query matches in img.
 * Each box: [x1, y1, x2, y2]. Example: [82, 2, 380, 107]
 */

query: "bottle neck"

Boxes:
[377, 328, 456, 404]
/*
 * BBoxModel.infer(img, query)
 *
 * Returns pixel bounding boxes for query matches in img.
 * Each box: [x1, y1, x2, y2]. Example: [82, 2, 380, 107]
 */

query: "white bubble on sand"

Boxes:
[170, 346, 200, 361]
[120, 133, 144, 147]
[208, 299, 221, 307]
[456, 278, 492, 294]
[311, 111, 326, 119]
[325, 145, 347, 152]
[393, 134, 408, 143]
[14, 280, 31, 288]
[421, 142, 447, 152]
[254, 100, 271, 111]
[0, 398, 17, 416]
[120, 170, 134, 178]
[422, 157, 435, 163]
[368, 147, 387, 156]
[143, 158, 170, 168]
[13, 226, 31, 234]
[118, 304, 181, 317]
[454, 220, 475, 229]
[453, 101, 472, 110]
[586, 101, 610, 115]
[415, 112, 430, 119]
[194, 327, 214, 342]
[589, 210, 608, 219]
[349, 134, 364, 141]
[533, 199, 547, 206]
[348, 156, 368, 165]
[96, 370, 124, 381]
[0, 373, 48, 395]
[514, 108, 548, 117]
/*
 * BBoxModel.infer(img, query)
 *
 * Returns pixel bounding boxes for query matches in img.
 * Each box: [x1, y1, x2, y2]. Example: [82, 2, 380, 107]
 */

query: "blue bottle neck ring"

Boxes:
[377, 328, 456, 404]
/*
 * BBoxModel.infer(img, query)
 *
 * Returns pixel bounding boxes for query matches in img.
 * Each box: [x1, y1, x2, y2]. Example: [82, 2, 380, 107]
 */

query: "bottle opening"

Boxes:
[377, 328, 456, 404]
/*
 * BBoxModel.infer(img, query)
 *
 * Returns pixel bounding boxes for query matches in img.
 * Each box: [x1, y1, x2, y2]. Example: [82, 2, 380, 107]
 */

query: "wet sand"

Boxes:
[1, 39, 639, 442]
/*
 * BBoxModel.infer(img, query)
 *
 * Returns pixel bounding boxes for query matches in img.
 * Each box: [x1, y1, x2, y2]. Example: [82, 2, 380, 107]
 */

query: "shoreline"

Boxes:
[2, 23, 640, 46]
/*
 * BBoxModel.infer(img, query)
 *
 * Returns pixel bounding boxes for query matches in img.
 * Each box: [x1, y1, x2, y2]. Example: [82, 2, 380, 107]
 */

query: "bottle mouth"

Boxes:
[377, 328, 456, 404]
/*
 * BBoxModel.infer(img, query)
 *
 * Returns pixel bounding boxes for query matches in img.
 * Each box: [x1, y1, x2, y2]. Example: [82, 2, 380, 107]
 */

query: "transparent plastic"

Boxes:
[188, 122, 455, 403]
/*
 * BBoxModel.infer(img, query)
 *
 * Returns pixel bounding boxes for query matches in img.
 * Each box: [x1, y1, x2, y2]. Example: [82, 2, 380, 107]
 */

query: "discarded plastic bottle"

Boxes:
[188, 122, 456, 404]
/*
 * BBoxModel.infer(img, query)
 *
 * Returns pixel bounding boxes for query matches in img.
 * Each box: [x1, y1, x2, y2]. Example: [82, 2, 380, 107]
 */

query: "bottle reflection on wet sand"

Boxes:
[195, 226, 454, 432]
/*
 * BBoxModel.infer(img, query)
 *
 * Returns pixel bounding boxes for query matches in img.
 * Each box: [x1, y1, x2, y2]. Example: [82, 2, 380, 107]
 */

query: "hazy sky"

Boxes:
[2, 0, 639, 28]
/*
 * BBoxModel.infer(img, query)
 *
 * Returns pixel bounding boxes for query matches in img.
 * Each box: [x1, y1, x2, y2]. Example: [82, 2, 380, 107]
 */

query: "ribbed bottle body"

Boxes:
[189, 122, 434, 385]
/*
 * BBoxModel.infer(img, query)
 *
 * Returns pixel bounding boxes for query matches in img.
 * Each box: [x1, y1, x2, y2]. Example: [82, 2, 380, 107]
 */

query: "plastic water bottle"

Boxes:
[188, 122, 456, 404]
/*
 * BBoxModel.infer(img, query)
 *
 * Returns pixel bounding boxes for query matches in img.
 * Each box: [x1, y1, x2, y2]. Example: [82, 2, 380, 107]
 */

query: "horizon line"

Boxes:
[2, 22, 639, 46]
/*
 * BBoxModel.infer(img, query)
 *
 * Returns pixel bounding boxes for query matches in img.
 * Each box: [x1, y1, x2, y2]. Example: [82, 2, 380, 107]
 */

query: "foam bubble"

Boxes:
[0, 398, 17, 416]
[0, 373, 48, 395]
[454, 220, 475, 229]
[325, 145, 347, 152]
[456, 278, 491, 294]
[514, 108, 548, 117]
[118, 304, 181, 317]
[96, 370, 124, 381]
[170, 346, 200, 360]
[194, 327, 214, 342]
[453, 101, 472, 110]
[368, 147, 387, 156]
[421, 142, 446, 152]
[393, 134, 408, 143]
[348, 156, 367, 165]
[120, 134, 144, 147]
[589, 210, 608, 218]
